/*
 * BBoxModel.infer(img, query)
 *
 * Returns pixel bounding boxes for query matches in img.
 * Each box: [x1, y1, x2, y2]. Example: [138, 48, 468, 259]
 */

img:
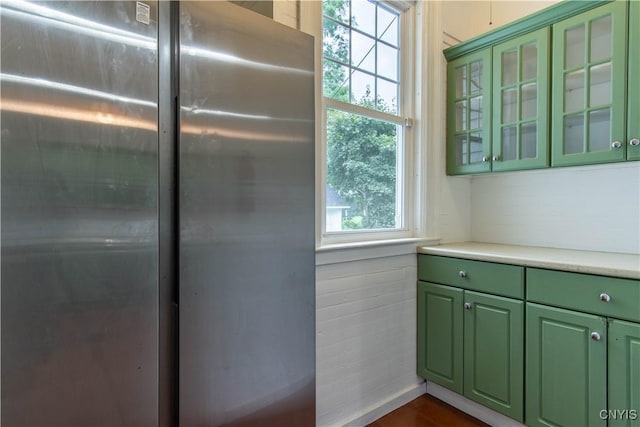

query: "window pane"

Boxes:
[378, 5, 398, 46]
[351, 69, 375, 105]
[377, 78, 398, 113]
[351, 0, 376, 36]
[326, 108, 400, 230]
[323, 60, 349, 102]
[352, 30, 376, 73]
[323, 20, 349, 63]
[323, 1, 348, 24]
[377, 42, 398, 81]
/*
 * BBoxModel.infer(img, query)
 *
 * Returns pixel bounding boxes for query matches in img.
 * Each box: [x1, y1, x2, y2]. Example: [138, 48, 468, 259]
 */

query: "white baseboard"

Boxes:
[340, 382, 427, 427]
[426, 382, 526, 427]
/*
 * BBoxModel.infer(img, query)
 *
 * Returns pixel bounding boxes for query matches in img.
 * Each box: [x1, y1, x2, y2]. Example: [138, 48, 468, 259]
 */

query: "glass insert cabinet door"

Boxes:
[492, 28, 549, 171]
[552, 1, 627, 167]
[447, 49, 491, 174]
[628, 1, 640, 161]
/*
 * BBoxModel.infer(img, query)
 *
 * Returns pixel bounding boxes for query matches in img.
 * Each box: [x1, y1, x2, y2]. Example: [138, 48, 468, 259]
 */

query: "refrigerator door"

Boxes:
[1, 2, 159, 426]
[178, 2, 316, 426]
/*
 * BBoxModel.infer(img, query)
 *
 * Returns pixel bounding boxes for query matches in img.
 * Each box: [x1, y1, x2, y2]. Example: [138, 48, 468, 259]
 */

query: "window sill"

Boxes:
[316, 237, 440, 266]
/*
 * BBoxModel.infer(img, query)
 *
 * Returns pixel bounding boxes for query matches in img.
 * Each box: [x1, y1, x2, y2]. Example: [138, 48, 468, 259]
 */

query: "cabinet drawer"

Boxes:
[418, 255, 524, 299]
[527, 268, 640, 322]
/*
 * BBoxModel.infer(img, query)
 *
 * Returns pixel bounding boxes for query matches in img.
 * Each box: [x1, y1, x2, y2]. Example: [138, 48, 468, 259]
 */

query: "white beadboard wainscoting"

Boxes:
[316, 252, 425, 427]
[470, 162, 640, 254]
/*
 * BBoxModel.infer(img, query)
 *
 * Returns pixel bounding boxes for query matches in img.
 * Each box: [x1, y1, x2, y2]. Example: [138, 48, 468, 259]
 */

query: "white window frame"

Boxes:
[317, 0, 416, 247]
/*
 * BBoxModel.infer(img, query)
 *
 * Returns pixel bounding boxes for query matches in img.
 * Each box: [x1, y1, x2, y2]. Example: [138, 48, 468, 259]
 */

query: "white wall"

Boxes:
[471, 163, 640, 254]
[316, 254, 425, 426]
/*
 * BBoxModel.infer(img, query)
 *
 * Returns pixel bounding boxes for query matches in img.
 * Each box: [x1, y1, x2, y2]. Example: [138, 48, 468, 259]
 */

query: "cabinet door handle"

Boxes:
[458, 270, 467, 278]
[611, 141, 622, 149]
[630, 138, 640, 147]
[599, 293, 611, 302]
[464, 302, 472, 310]
[590, 332, 601, 341]
[492, 155, 500, 161]
[481, 156, 490, 162]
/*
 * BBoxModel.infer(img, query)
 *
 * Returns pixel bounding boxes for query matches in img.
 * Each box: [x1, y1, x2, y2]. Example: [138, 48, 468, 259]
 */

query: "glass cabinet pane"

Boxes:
[502, 50, 517, 85]
[455, 101, 467, 131]
[589, 63, 611, 107]
[565, 70, 585, 112]
[502, 89, 517, 123]
[521, 83, 537, 120]
[521, 123, 537, 158]
[565, 24, 585, 68]
[564, 113, 585, 154]
[502, 126, 517, 161]
[470, 61, 483, 94]
[469, 96, 482, 129]
[590, 15, 612, 62]
[469, 132, 483, 163]
[455, 66, 467, 98]
[588, 109, 611, 152]
[522, 43, 538, 80]
[456, 134, 468, 165]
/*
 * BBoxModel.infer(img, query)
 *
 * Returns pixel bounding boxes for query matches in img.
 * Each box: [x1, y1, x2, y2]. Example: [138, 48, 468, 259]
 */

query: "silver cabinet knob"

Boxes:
[492, 155, 500, 161]
[591, 332, 601, 341]
[482, 156, 489, 162]
[458, 270, 467, 278]
[464, 302, 472, 310]
[611, 141, 622, 149]
[630, 138, 640, 147]
[599, 293, 611, 302]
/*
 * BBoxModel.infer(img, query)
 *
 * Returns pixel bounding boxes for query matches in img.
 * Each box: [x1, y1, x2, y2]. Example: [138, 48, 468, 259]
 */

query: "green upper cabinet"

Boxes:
[492, 28, 550, 171]
[628, 1, 640, 160]
[446, 49, 492, 175]
[551, 1, 628, 167]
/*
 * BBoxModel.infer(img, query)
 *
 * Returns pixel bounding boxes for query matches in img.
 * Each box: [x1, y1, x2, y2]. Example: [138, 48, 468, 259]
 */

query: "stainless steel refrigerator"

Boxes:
[1, 2, 315, 426]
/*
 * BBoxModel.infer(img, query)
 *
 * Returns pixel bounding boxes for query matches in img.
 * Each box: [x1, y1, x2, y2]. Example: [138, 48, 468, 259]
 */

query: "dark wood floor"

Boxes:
[367, 394, 490, 427]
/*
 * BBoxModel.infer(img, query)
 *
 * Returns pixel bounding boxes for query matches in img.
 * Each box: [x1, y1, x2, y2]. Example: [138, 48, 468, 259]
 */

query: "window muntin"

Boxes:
[322, 0, 409, 238]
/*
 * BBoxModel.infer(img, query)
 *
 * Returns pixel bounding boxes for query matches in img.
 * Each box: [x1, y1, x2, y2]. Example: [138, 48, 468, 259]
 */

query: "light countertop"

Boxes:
[418, 242, 640, 280]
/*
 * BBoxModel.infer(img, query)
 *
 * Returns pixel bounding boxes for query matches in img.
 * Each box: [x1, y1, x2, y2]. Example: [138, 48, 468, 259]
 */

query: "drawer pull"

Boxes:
[464, 302, 472, 310]
[599, 293, 611, 302]
[590, 332, 601, 341]
[458, 270, 467, 278]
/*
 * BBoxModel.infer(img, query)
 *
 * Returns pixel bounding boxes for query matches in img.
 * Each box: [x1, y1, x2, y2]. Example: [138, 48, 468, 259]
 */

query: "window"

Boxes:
[321, 0, 413, 242]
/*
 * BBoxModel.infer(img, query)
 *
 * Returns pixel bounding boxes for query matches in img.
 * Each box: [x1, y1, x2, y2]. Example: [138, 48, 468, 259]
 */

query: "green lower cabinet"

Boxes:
[608, 320, 640, 427]
[417, 281, 524, 421]
[463, 291, 524, 421]
[526, 303, 607, 427]
[417, 281, 463, 393]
